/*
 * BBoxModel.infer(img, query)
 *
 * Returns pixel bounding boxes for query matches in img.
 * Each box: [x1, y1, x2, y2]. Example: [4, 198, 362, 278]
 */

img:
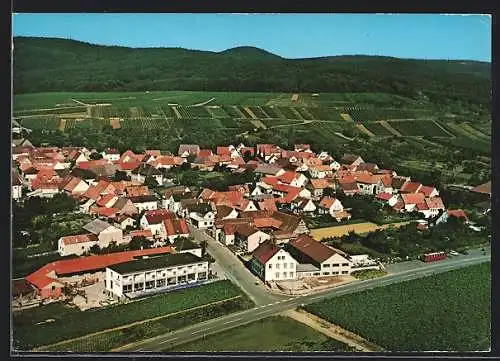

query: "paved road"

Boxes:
[189, 225, 287, 306]
[119, 252, 490, 352]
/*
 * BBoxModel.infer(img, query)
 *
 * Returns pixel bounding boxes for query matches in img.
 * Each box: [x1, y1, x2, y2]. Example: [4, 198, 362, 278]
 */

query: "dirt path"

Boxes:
[334, 132, 354, 141]
[35, 295, 243, 351]
[356, 124, 375, 137]
[432, 120, 455, 137]
[71, 99, 90, 106]
[249, 119, 267, 130]
[340, 113, 354, 121]
[58, 119, 66, 132]
[378, 121, 402, 137]
[269, 120, 313, 129]
[191, 97, 216, 107]
[243, 106, 258, 119]
[284, 309, 385, 352]
[172, 106, 182, 119]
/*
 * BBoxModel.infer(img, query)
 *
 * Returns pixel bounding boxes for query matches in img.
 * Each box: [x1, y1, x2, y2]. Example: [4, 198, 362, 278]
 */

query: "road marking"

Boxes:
[159, 337, 178, 344]
[191, 328, 211, 335]
[223, 317, 243, 325]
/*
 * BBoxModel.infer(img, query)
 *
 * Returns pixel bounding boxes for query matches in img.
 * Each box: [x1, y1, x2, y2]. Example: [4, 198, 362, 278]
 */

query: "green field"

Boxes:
[304, 262, 491, 351]
[167, 316, 354, 352]
[13, 280, 249, 350]
[362, 122, 394, 136]
[388, 120, 452, 137]
[44, 296, 253, 352]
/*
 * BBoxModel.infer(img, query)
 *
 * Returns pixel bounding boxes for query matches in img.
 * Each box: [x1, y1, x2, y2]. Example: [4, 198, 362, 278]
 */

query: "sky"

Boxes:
[12, 13, 492, 61]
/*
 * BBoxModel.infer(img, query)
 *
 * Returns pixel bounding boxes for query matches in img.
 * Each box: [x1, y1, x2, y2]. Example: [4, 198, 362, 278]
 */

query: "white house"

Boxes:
[105, 253, 209, 300]
[318, 197, 344, 216]
[12, 169, 23, 201]
[234, 225, 271, 253]
[278, 171, 309, 188]
[129, 195, 158, 212]
[251, 242, 298, 282]
[186, 202, 215, 229]
[57, 234, 99, 256]
[113, 214, 136, 230]
[102, 148, 121, 162]
[161, 218, 190, 243]
[308, 165, 333, 179]
[328, 160, 341, 171]
[131, 164, 165, 186]
[82, 219, 124, 248]
[140, 209, 176, 237]
[287, 235, 352, 278]
[293, 198, 317, 214]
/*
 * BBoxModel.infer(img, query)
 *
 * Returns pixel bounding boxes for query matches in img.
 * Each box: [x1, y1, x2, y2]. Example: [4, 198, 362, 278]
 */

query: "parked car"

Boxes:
[449, 250, 459, 256]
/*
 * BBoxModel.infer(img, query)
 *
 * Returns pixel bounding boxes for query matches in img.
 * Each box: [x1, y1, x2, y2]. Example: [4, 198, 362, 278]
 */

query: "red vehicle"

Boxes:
[421, 251, 447, 262]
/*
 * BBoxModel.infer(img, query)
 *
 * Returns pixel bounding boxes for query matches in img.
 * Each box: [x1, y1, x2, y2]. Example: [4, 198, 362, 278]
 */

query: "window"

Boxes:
[123, 284, 132, 293]
[284, 263, 287, 269]
[268, 264, 272, 269]
[282, 272, 287, 278]
[342, 263, 349, 267]
[110, 281, 114, 289]
[342, 271, 348, 274]
[275, 272, 280, 279]
[289, 272, 294, 278]
[313, 272, 320, 276]
[323, 264, 330, 268]
[198, 272, 207, 280]
[332, 263, 339, 267]
[290, 263, 294, 269]
[276, 264, 280, 269]
[323, 272, 330, 276]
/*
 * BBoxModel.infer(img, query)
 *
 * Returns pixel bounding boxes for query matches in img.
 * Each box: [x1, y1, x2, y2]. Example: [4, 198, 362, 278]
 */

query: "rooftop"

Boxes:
[108, 253, 202, 274]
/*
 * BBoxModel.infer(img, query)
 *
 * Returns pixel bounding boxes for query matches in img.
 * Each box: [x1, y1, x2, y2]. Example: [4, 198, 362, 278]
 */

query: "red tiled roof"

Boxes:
[311, 165, 332, 172]
[425, 197, 445, 210]
[198, 149, 213, 158]
[61, 176, 84, 193]
[95, 207, 119, 217]
[376, 192, 393, 201]
[254, 217, 283, 229]
[130, 229, 153, 238]
[310, 179, 330, 189]
[419, 185, 437, 197]
[216, 146, 232, 156]
[145, 209, 176, 224]
[240, 147, 255, 156]
[416, 202, 429, 211]
[400, 182, 422, 194]
[319, 196, 338, 209]
[258, 198, 278, 211]
[277, 171, 299, 184]
[118, 161, 141, 171]
[145, 150, 162, 157]
[163, 218, 189, 236]
[401, 193, 425, 205]
[289, 234, 336, 263]
[447, 209, 469, 222]
[340, 182, 359, 193]
[126, 185, 150, 197]
[355, 173, 379, 185]
[393, 201, 405, 211]
[252, 241, 280, 264]
[97, 194, 117, 207]
[78, 159, 110, 170]
[60, 234, 98, 245]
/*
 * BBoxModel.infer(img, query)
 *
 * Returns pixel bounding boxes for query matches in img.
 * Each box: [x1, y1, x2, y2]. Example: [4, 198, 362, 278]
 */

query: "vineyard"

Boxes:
[247, 106, 269, 119]
[362, 122, 394, 136]
[236, 106, 254, 119]
[295, 107, 314, 120]
[120, 118, 169, 130]
[13, 106, 87, 117]
[306, 107, 343, 121]
[207, 106, 230, 118]
[157, 105, 176, 118]
[176, 106, 212, 118]
[277, 106, 302, 120]
[20, 117, 59, 130]
[261, 106, 282, 119]
[387, 120, 452, 137]
[221, 105, 244, 118]
[13, 280, 246, 350]
[304, 262, 491, 351]
[347, 108, 431, 122]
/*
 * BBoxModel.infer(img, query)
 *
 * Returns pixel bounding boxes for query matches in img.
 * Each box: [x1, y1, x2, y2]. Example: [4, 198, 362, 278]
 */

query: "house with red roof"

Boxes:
[140, 209, 177, 236]
[102, 148, 121, 162]
[339, 181, 360, 196]
[308, 165, 333, 179]
[59, 176, 89, 197]
[423, 197, 446, 218]
[291, 197, 317, 214]
[277, 171, 308, 188]
[355, 173, 385, 196]
[250, 241, 298, 282]
[318, 197, 351, 222]
[234, 224, 272, 253]
[286, 234, 352, 278]
[58, 234, 99, 256]
[307, 178, 333, 200]
[178, 144, 201, 157]
[376, 192, 400, 207]
[401, 193, 426, 212]
[419, 185, 439, 198]
[162, 218, 190, 243]
[435, 209, 469, 226]
[258, 198, 278, 212]
[400, 181, 423, 194]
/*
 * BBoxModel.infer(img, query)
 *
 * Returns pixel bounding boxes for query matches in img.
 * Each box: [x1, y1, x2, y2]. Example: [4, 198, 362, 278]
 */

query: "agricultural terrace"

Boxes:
[167, 316, 354, 352]
[13, 280, 250, 350]
[304, 262, 491, 351]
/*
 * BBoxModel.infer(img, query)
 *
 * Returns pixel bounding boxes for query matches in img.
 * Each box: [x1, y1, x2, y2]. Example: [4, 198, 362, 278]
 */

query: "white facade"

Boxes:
[133, 200, 158, 212]
[319, 253, 352, 277]
[102, 153, 120, 161]
[98, 227, 124, 247]
[105, 259, 209, 299]
[70, 180, 90, 195]
[12, 185, 22, 200]
[189, 211, 215, 229]
[256, 249, 298, 282]
[237, 231, 271, 253]
[58, 238, 98, 256]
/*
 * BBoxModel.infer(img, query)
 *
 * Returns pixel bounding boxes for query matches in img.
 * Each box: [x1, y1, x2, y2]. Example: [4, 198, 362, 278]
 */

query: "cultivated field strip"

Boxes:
[378, 121, 402, 137]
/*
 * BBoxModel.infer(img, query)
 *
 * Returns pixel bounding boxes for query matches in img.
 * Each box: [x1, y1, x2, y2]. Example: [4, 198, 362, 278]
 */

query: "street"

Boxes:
[117, 250, 490, 352]
[189, 225, 287, 305]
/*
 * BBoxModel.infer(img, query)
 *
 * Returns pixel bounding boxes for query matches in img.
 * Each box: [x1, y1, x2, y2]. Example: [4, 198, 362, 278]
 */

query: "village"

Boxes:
[11, 139, 490, 311]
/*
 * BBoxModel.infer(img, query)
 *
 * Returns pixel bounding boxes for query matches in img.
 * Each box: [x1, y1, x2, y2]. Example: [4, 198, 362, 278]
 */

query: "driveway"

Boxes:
[189, 225, 287, 306]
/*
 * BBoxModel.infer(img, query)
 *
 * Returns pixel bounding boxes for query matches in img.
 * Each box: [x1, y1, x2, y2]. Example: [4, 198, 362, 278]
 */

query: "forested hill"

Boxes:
[13, 37, 490, 108]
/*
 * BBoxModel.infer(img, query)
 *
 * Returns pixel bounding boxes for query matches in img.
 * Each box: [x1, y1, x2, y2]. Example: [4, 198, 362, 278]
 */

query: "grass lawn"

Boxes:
[304, 262, 491, 351]
[166, 316, 354, 352]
